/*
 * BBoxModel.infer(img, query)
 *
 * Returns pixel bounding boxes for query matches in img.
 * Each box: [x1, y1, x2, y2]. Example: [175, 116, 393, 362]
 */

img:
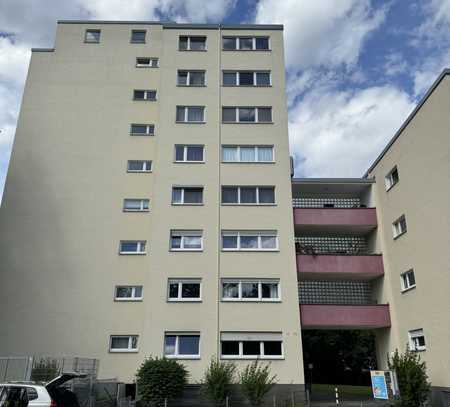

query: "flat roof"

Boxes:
[57, 20, 283, 30]
[364, 68, 450, 176]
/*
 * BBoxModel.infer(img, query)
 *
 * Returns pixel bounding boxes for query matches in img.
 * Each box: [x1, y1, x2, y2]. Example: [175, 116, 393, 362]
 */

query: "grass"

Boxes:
[312, 384, 372, 397]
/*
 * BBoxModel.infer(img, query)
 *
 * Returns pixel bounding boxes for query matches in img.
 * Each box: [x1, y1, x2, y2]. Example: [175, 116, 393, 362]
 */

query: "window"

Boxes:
[115, 286, 143, 301]
[222, 186, 275, 205]
[133, 89, 157, 101]
[172, 187, 203, 205]
[385, 166, 399, 191]
[220, 333, 283, 359]
[109, 335, 138, 352]
[222, 280, 280, 301]
[222, 36, 270, 50]
[223, 71, 271, 87]
[176, 106, 205, 123]
[131, 30, 146, 43]
[26, 389, 38, 401]
[85, 29, 101, 43]
[119, 240, 146, 254]
[392, 215, 407, 239]
[177, 70, 206, 86]
[123, 199, 150, 212]
[168, 279, 201, 301]
[136, 57, 159, 68]
[175, 145, 204, 162]
[222, 107, 272, 123]
[401, 269, 416, 292]
[221, 231, 278, 251]
[130, 124, 155, 136]
[179, 36, 206, 51]
[127, 160, 152, 172]
[170, 230, 203, 251]
[164, 333, 200, 358]
[222, 145, 274, 163]
[408, 329, 426, 351]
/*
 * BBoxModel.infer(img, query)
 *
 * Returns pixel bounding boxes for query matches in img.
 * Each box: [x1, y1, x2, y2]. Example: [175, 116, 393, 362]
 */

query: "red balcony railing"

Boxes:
[300, 304, 391, 329]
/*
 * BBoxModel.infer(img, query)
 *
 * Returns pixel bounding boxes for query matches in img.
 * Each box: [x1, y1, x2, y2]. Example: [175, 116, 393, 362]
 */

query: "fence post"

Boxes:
[164, 398, 167, 407]
[291, 391, 295, 407]
[25, 357, 33, 381]
[273, 394, 276, 407]
[306, 389, 310, 407]
[335, 387, 339, 406]
[225, 396, 229, 407]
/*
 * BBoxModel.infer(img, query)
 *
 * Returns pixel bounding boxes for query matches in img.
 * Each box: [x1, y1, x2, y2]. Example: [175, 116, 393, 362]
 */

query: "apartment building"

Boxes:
[0, 21, 304, 392]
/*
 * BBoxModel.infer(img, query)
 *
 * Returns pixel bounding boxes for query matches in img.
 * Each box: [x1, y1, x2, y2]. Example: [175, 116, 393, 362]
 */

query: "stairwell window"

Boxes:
[136, 57, 159, 68]
[179, 36, 206, 51]
[164, 333, 200, 359]
[119, 240, 146, 254]
[168, 279, 201, 301]
[170, 230, 203, 251]
[133, 90, 157, 101]
[222, 186, 275, 205]
[85, 29, 101, 43]
[401, 269, 416, 292]
[392, 215, 407, 239]
[115, 286, 143, 301]
[222, 107, 272, 123]
[175, 145, 204, 162]
[177, 70, 206, 86]
[109, 335, 138, 352]
[222, 231, 278, 251]
[172, 187, 203, 205]
[223, 71, 271, 87]
[220, 333, 283, 359]
[222, 280, 280, 301]
[130, 124, 155, 136]
[222, 146, 274, 163]
[123, 199, 150, 212]
[222, 36, 270, 51]
[408, 329, 426, 351]
[130, 30, 146, 43]
[127, 160, 152, 172]
[385, 166, 399, 191]
[176, 106, 205, 123]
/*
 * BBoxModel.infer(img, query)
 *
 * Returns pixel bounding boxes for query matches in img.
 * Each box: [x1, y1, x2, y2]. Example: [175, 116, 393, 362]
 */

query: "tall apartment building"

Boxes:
[0, 19, 449, 406]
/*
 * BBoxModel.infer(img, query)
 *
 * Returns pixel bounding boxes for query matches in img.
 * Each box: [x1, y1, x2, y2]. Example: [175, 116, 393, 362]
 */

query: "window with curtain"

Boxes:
[222, 146, 238, 161]
[222, 280, 280, 301]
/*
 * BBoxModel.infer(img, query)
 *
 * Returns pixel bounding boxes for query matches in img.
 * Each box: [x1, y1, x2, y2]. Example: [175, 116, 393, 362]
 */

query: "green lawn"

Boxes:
[312, 384, 372, 397]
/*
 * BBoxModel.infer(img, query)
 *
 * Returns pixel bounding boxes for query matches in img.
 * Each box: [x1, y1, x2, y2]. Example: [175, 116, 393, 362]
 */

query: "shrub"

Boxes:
[239, 361, 277, 407]
[30, 358, 59, 382]
[388, 348, 430, 407]
[201, 358, 236, 406]
[136, 357, 188, 407]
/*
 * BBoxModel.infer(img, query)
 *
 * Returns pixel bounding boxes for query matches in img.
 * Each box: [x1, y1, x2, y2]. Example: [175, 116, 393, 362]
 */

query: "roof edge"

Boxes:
[292, 178, 375, 184]
[364, 68, 450, 177]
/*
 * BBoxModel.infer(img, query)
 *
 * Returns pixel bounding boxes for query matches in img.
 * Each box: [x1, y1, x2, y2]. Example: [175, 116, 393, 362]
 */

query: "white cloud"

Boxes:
[384, 52, 408, 77]
[413, 48, 450, 96]
[255, 0, 387, 70]
[289, 84, 415, 177]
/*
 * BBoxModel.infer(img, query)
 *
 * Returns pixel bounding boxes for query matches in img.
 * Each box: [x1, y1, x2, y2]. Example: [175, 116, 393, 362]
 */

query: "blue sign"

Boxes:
[371, 371, 389, 400]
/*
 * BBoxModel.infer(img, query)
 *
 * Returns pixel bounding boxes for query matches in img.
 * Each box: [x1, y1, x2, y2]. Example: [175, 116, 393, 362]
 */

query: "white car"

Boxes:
[0, 373, 85, 407]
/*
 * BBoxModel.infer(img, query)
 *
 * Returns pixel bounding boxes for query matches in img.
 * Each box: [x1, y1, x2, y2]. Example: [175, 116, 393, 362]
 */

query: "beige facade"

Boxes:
[0, 21, 304, 386]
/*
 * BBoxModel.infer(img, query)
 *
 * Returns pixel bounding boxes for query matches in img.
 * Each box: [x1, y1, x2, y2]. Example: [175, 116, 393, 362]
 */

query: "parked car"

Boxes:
[0, 373, 85, 407]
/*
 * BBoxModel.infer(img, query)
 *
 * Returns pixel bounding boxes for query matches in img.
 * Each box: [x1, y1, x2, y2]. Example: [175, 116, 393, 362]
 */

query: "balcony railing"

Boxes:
[295, 236, 369, 255]
[292, 197, 363, 209]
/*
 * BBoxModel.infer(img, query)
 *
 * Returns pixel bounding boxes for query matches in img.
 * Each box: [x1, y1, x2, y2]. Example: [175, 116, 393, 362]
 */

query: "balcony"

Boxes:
[300, 304, 391, 329]
[297, 254, 384, 281]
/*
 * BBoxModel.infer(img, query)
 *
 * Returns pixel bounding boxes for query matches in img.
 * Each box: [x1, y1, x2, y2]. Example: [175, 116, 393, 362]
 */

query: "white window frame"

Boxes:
[114, 286, 143, 301]
[220, 333, 283, 360]
[172, 186, 204, 205]
[164, 333, 201, 359]
[176, 106, 205, 123]
[174, 145, 205, 163]
[392, 215, 407, 239]
[221, 186, 275, 205]
[179, 36, 207, 51]
[168, 279, 202, 302]
[109, 335, 138, 353]
[123, 199, 150, 212]
[221, 279, 280, 302]
[400, 269, 416, 292]
[136, 57, 159, 68]
[127, 160, 152, 173]
[385, 166, 399, 191]
[223, 71, 271, 87]
[133, 89, 157, 101]
[221, 145, 275, 163]
[221, 231, 278, 252]
[408, 329, 426, 351]
[130, 29, 146, 44]
[177, 70, 206, 86]
[222, 107, 273, 123]
[119, 240, 147, 255]
[130, 124, 155, 136]
[222, 36, 270, 51]
[170, 230, 203, 252]
[84, 29, 101, 43]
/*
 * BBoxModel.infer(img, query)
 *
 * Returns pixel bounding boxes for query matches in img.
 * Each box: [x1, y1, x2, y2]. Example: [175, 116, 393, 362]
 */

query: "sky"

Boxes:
[0, 0, 450, 199]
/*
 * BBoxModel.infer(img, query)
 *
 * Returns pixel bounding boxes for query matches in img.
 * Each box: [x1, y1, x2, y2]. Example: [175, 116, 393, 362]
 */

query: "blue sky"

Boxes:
[0, 0, 449, 199]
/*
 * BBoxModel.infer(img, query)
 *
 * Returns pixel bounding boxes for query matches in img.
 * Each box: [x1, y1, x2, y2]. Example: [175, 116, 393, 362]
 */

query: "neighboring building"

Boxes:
[0, 19, 449, 406]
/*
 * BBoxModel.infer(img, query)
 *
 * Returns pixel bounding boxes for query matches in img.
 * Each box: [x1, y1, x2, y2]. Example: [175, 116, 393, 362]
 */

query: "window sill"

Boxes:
[171, 203, 204, 206]
[221, 299, 281, 303]
[220, 356, 284, 360]
[130, 41, 146, 44]
[174, 161, 205, 164]
[123, 210, 150, 213]
[84, 41, 100, 44]
[114, 298, 143, 302]
[175, 121, 206, 124]
[177, 85, 207, 88]
[165, 355, 201, 360]
[109, 349, 139, 353]
[136, 65, 159, 68]
[127, 170, 152, 173]
[393, 231, 407, 240]
[222, 49, 272, 52]
[129, 133, 155, 137]
[410, 348, 426, 353]
[401, 285, 416, 294]
[221, 204, 276, 207]
[133, 99, 157, 102]
[170, 249, 204, 252]
[385, 182, 398, 192]
[222, 85, 272, 88]
[168, 299, 202, 303]
[178, 49, 207, 52]
[222, 122, 274, 125]
[221, 249, 279, 253]
[221, 161, 275, 164]
[119, 252, 147, 255]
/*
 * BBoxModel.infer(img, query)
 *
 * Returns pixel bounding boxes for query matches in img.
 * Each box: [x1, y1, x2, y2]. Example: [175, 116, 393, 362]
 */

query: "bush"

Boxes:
[239, 361, 277, 407]
[201, 358, 236, 406]
[136, 357, 188, 407]
[388, 348, 430, 407]
[30, 358, 59, 382]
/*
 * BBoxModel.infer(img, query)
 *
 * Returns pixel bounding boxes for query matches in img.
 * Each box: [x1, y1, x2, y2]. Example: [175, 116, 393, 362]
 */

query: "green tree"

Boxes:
[239, 361, 277, 407]
[388, 348, 430, 407]
[136, 357, 188, 407]
[201, 358, 236, 406]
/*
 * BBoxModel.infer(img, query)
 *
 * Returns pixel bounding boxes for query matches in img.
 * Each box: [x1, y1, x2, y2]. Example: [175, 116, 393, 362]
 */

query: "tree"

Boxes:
[239, 361, 277, 407]
[388, 348, 430, 407]
[136, 357, 188, 406]
[201, 358, 236, 406]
